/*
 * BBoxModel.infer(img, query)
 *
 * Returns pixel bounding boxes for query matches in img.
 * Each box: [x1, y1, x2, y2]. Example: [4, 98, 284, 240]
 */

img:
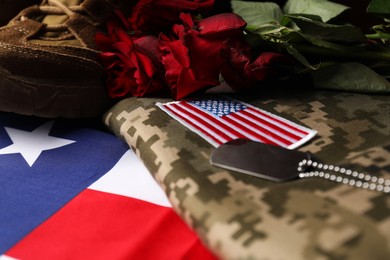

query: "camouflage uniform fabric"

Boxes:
[103, 89, 390, 260]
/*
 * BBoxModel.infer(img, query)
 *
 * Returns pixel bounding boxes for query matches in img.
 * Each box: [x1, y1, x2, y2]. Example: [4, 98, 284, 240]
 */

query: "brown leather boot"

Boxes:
[0, 0, 41, 26]
[0, 0, 131, 118]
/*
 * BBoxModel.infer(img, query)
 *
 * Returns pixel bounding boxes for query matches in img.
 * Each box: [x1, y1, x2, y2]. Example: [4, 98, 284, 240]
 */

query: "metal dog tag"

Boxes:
[210, 139, 311, 182]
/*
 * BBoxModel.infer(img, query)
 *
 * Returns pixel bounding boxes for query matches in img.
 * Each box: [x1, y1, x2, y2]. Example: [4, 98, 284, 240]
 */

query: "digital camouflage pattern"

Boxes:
[103, 89, 390, 260]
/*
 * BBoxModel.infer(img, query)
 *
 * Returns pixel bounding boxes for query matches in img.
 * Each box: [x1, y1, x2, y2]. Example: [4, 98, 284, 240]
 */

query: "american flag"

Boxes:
[157, 98, 316, 149]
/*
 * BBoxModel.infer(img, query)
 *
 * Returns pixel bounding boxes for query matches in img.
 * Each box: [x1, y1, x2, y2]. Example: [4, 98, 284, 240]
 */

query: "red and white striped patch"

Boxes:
[157, 97, 316, 149]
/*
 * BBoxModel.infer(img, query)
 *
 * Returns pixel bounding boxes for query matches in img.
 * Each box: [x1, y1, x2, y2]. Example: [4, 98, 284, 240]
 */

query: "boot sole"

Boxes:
[0, 67, 110, 118]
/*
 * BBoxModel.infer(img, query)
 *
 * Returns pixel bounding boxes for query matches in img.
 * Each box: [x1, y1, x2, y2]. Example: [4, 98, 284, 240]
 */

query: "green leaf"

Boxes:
[311, 62, 390, 93]
[298, 35, 365, 52]
[283, 0, 349, 22]
[368, 0, 390, 19]
[275, 28, 308, 43]
[285, 14, 366, 43]
[250, 23, 286, 36]
[231, 1, 282, 28]
[285, 44, 320, 70]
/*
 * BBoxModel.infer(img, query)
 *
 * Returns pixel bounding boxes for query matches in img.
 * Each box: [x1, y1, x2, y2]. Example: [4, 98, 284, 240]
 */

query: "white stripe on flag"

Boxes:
[0, 255, 18, 260]
[89, 149, 171, 207]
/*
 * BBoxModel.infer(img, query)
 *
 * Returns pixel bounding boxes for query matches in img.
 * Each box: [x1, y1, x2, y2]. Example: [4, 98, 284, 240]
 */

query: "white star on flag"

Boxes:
[0, 121, 75, 167]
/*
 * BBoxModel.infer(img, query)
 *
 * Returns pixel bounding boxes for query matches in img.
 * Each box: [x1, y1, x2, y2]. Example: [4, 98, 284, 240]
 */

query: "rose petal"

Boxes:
[198, 13, 247, 37]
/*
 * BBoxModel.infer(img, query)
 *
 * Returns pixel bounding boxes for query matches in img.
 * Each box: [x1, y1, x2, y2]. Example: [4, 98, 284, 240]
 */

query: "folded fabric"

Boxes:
[103, 89, 390, 260]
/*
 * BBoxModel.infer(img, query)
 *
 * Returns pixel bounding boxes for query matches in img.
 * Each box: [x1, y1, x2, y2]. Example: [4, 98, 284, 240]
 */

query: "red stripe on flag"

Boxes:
[6, 189, 217, 260]
[222, 115, 288, 147]
[245, 107, 309, 137]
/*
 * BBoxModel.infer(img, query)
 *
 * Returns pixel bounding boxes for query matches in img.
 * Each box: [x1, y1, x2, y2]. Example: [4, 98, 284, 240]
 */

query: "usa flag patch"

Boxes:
[157, 97, 316, 149]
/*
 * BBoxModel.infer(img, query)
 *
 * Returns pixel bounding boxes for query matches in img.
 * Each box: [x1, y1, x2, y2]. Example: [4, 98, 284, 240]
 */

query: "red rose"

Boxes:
[128, 0, 215, 32]
[96, 26, 167, 98]
[221, 39, 293, 91]
[160, 12, 247, 100]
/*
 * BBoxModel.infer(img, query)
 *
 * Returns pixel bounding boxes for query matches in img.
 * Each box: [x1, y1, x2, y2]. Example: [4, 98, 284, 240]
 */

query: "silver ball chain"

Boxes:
[297, 159, 390, 194]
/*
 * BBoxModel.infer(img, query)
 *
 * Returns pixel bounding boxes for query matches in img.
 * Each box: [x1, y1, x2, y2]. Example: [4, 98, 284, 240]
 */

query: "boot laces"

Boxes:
[18, 0, 99, 39]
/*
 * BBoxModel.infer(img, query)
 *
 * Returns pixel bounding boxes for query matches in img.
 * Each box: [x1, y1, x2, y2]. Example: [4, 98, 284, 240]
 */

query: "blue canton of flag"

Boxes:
[190, 99, 248, 117]
[0, 113, 128, 254]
